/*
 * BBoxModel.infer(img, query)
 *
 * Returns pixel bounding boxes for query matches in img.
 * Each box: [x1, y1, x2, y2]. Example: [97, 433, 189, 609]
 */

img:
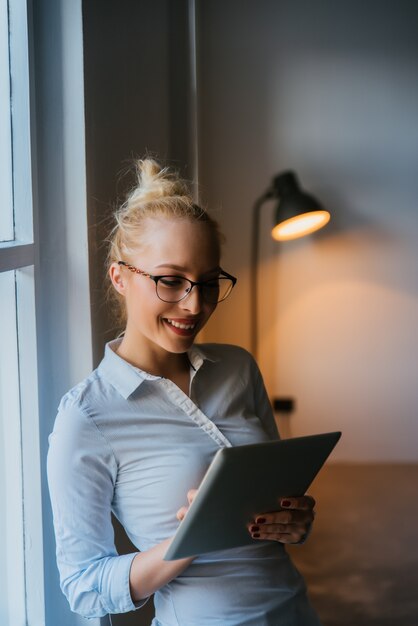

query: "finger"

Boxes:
[250, 525, 307, 544]
[187, 489, 198, 505]
[176, 506, 188, 521]
[280, 495, 316, 511]
[251, 522, 306, 535]
[256, 510, 314, 526]
[251, 531, 302, 544]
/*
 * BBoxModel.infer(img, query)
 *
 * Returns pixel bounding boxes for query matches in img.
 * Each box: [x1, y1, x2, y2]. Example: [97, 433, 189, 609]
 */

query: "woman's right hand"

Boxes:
[129, 488, 198, 602]
[176, 489, 198, 522]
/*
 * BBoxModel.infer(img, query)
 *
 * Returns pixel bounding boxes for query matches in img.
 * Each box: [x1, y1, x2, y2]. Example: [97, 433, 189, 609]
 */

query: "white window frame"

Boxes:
[0, 0, 45, 623]
[0, 0, 14, 242]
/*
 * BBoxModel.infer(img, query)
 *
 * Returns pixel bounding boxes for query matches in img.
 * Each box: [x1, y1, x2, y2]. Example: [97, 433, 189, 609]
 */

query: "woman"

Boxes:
[47, 159, 320, 625]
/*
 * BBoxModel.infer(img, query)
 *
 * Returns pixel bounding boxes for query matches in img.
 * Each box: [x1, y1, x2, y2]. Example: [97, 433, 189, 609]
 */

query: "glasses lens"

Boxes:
[156, 276, 235, 303]
[156, 277, 190, 303]
[201, 278, 234, 303]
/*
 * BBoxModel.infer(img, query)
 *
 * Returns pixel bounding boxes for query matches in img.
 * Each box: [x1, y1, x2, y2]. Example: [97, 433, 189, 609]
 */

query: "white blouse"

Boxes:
[47, 340, 321, 625]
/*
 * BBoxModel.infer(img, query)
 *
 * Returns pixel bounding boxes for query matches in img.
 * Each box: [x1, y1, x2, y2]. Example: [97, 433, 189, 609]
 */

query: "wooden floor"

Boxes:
[288, 463, 418, 626]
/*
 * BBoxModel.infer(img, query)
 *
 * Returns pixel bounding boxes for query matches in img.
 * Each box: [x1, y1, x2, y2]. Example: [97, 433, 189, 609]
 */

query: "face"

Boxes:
[110, 217, 221, 360]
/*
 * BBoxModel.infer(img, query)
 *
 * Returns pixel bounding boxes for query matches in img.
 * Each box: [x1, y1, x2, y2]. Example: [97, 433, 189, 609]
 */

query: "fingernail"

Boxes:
[256, 517, 266, 524]
[281, 499, 291, 508]
[250, 525, 259, 532]
[252, 533, 260, 538]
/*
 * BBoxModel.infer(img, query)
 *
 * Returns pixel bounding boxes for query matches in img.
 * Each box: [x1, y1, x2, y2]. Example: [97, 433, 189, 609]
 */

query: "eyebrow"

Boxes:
[154, 264, 221, 275]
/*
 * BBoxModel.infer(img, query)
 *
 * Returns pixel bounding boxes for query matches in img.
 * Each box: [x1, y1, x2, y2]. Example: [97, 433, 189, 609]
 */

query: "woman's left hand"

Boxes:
[176, 489, 198, 522]
[248, 495, 316, 544]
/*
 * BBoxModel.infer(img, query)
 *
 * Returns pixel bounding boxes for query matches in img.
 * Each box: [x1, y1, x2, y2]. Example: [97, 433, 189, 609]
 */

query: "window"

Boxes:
[0, 0, 44, 624]
[0, 0, 13, 242]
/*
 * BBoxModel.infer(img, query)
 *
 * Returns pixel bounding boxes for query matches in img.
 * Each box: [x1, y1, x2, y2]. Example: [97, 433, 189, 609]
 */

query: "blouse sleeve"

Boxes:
[47, 398, 146, 619]
[249, 353, 281, 441]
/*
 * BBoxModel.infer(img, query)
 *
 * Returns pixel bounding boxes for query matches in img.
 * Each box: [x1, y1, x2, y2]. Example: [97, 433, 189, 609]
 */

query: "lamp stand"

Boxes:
[250, 191, 273, 358]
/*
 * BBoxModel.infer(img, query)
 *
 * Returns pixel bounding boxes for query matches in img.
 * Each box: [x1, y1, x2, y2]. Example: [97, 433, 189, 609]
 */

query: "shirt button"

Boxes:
[206, 423, 213, 431]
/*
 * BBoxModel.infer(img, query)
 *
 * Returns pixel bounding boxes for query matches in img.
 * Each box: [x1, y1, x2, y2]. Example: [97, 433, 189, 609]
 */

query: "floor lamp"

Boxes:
[250, 171, 330, 360]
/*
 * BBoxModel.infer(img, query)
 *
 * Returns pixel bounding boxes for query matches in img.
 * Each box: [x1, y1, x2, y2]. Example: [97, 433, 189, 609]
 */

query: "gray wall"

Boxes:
[82, 2, 193, 624]
[83, 0, 195, 366]
[197, 0, 418, 461]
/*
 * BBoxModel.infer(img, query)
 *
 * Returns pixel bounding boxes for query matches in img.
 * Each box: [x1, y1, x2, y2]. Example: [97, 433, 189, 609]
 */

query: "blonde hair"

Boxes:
[107, 158, 223, 325]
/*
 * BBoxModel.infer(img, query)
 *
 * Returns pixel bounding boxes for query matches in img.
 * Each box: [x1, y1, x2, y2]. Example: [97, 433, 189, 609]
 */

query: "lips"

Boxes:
[163, 317, 199, 336]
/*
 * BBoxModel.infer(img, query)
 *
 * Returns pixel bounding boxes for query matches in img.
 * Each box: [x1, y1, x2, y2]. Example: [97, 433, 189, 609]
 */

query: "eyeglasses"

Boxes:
[118, 261, 237, 304]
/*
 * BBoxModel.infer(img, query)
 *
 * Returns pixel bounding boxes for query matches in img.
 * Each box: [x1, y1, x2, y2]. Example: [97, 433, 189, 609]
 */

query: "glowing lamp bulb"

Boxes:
[271, 210, 330, 242]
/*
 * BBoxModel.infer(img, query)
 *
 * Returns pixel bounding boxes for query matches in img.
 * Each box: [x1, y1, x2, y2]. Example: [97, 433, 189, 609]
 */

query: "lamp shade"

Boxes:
[271, 171, 330, 241]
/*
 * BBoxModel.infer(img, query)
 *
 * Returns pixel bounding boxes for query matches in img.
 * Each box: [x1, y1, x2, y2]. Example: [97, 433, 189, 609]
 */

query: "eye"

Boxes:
[159, 276, 185, 288]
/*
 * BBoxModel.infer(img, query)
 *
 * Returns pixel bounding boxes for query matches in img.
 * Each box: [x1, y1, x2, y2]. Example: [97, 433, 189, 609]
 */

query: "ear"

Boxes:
[109, 262, 126, 296]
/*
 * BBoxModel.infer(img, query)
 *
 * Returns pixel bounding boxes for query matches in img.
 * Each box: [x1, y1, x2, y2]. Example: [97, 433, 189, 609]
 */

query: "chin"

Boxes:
[164, 334, 197, 353]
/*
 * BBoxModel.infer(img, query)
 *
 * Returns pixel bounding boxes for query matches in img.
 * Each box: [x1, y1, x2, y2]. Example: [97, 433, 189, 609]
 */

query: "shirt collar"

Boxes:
[98, 339, 219, 399]
[187, 343, 219, 370]
[98, 339, 160, 399]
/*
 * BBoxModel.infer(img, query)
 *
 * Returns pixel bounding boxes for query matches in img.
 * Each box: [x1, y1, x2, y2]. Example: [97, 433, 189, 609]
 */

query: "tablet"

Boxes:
[164, 431, 341, 560]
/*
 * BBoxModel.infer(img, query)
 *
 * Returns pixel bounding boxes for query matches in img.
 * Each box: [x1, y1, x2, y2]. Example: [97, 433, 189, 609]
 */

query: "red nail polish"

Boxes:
[281, 500, 291, 508]
[250, 525, 259, 532]
[252, 533, 260, 538]
[256, 517, 266, 524]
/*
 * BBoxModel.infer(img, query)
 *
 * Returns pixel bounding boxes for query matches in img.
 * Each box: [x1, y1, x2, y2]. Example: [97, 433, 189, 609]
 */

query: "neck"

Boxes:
[115, 333, 190, 379]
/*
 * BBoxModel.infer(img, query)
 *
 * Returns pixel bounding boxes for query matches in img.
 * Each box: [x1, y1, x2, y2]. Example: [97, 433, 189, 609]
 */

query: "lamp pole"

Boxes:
[250, 190, 273, 359]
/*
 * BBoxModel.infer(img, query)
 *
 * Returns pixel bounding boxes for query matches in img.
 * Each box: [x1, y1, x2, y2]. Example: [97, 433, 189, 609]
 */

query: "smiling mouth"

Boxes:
[164, 318, 197, 331]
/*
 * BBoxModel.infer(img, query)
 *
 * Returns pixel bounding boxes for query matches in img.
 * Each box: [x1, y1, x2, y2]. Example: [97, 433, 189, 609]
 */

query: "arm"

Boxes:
[47, 400, 193, 617]
[47, 401, 139, 617]
[128, 539, 193, 602]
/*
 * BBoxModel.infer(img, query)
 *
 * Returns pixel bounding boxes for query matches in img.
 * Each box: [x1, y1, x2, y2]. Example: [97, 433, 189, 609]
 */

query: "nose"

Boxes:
[180, 285, 203, 313]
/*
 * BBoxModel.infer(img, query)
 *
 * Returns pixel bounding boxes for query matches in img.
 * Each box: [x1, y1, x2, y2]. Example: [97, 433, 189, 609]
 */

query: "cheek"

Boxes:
[129, 297, 166, 327]
[124, 283, 156, 318]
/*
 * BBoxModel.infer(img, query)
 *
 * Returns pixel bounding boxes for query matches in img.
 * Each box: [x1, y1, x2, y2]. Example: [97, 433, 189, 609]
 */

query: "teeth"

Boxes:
[166, 319, 196, 330]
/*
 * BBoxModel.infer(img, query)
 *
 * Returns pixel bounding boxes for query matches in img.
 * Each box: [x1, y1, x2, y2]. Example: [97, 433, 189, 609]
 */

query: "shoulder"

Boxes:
[52, 368, 110, 444]
[59, 371, 97, 408]
[49, 369, 117, 470]
[197, 342, 252, 359]
[57, 366, 114, 418]
[195, 343, 258, 371]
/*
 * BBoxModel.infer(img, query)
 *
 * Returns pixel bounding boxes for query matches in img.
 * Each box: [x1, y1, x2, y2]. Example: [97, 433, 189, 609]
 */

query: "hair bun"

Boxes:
[127, 158, 188, 207]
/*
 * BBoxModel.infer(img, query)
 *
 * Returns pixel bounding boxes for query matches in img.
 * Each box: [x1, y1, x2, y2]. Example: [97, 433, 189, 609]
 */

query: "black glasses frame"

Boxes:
[117, 261, 237, 303]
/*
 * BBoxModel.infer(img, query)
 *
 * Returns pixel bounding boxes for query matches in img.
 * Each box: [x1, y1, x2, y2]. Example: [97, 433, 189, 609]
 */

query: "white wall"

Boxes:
[197, 0, 418, 461]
